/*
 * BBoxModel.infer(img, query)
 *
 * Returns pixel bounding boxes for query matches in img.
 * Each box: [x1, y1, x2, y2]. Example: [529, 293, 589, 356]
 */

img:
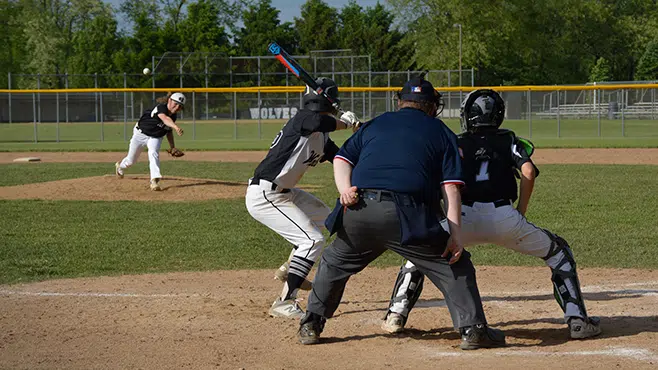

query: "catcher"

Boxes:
[381, 89, 601, 340]
[115, 92, 186, 191]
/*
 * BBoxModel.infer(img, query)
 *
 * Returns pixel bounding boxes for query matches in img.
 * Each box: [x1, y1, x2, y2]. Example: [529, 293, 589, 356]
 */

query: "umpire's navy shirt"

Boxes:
[335, 107, 464, 199]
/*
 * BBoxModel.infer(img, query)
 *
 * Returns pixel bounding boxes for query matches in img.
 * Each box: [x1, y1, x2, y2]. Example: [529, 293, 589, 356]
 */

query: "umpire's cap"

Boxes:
[398, 77, 442, 104]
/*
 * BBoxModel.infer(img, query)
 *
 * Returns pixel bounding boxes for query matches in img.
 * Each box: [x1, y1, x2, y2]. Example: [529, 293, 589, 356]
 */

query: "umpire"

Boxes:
[297, 76, 506, 350]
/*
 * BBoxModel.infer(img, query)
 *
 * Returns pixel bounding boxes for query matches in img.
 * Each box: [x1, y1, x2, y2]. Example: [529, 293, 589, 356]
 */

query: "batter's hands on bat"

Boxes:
[339, 185, 359, 206]
[442, 235, 464, 264]
[340, 111, 359, 128]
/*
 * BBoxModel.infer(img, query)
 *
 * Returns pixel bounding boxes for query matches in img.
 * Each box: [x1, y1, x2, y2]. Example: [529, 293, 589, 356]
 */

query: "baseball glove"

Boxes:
[167, 147, 185, 157]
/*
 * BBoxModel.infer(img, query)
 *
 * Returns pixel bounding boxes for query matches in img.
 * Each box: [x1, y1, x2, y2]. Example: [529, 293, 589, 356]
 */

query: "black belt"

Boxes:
[251, 178, 290, 193]
[462, 199, 512, 208]
[360, 189, 418, 206]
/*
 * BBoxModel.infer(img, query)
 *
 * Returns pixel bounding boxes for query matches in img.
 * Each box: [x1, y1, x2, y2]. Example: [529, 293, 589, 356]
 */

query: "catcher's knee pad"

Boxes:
[387, 260, 425, 321]
[543, 233, 588, 318]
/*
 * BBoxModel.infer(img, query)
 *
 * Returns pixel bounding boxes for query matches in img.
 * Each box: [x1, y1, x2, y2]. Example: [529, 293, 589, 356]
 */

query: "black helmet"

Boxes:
[303, 77, 340, 113]
[460, 89, 505, 133]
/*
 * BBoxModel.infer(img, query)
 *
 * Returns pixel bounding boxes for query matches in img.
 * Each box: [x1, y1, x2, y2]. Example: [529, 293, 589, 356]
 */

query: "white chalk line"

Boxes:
[0, 280, 657, 300]
[425, 346, 658, 361]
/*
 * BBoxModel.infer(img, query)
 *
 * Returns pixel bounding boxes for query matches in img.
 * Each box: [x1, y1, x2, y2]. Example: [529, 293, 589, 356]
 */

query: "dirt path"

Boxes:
[1, 266, 657, 369]
[2, 148, 658, 165]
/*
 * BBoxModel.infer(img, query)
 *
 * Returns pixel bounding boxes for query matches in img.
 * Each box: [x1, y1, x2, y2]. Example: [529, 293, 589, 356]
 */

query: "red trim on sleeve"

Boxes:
[335, 156, 354, 166]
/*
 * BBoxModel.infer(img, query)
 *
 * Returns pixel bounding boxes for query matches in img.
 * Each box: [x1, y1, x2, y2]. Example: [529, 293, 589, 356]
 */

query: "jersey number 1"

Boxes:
[476, 161, 490, 182]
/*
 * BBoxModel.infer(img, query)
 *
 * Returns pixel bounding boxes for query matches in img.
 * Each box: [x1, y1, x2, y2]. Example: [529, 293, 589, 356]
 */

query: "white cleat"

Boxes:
[115, 162, 124, 178]
[269, 298, 304, 319]
[381, 312, 405, 334]
[569, 316, 602, 339]
[150, 178, 162, 191]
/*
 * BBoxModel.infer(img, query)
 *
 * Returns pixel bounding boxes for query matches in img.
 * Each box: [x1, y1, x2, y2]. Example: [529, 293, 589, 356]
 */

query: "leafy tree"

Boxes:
[295, 0, 339, 53]
[636, 39, 658, 81]
[589, 57, 613, 82]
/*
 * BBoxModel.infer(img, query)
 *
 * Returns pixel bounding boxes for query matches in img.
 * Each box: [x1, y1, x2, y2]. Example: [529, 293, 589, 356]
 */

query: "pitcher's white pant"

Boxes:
[245, 183, 330, 264]
[118, 125, 163, 180]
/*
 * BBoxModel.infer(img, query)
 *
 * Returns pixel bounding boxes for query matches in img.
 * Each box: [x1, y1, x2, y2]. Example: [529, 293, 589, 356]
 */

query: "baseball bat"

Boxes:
[267, 42, 343, 113]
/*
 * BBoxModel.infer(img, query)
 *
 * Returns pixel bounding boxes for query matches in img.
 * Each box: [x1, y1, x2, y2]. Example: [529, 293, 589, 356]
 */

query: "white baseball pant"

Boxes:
[245, 181, 330, 264]
[118, 125, 163, 180]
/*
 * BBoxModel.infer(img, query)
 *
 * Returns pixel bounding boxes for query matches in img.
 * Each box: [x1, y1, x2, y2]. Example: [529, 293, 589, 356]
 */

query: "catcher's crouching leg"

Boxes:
[382, 260, 425, 333]
[543, 233, 601, 338]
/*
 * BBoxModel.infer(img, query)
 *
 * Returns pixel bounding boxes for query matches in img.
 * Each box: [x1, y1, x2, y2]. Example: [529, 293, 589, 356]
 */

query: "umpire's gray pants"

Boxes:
[306, 197, 487, 329]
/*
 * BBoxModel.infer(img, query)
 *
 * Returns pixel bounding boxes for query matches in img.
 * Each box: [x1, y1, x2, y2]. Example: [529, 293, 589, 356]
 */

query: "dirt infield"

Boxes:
[0, 149, 657, 368]
[1, 266, 657, 369]
[2, 148, 658, 165]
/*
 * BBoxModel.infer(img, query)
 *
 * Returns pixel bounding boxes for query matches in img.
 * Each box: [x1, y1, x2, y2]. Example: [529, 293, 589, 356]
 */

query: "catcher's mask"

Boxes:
[460, 89, 505, 133]
[397, 73, 444, 117]
[303, 77, 340, 113]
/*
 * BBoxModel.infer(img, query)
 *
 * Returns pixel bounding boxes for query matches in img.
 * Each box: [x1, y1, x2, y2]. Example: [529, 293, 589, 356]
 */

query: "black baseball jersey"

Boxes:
[458, 129, 539, 203]
[137, 104, 177, 138]
[252, 109, 340, 189]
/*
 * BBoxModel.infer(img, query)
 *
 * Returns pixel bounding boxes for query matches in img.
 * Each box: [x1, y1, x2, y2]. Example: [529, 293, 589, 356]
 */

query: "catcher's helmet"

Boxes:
[460, 89, 505, 133]
[303, 77, 339, 113]
[397, 73, 444, 116]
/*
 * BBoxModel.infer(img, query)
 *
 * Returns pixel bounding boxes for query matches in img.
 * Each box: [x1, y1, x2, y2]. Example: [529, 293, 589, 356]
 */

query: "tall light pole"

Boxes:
[453, 23, 462, 88]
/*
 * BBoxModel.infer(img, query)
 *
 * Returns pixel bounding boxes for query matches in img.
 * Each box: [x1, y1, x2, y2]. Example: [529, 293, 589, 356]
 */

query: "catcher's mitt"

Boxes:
[167, 147, 185, 157]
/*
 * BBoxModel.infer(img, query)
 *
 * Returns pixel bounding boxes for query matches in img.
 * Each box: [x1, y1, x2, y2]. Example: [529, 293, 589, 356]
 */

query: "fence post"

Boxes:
[528, 89, 532, 138]
[152, 56, 156, 101]
[124, 72, 127, 141]
[56, 92, 60, 142]
[94, 73, 99, 123]
[350, 56, 354, 111]
[65, 73, 69, 123]
[368, 55, 372, 119]
[233, 91, 237, 139]
[7, 72, 11, 124]
[557, 90, 561, 137]
[205, 55, 209, 120]
[447, 72, 452, 118]
[100, 89, 105, 141]
[37, 74, 41, 124]
[32, 92, 37, 143]
[257, 89, 261, 139]
[192, 91, 196, 140]
[597, 88, 601, 137]
[621, 89, 626, 137]
[386, 70, 391, 112]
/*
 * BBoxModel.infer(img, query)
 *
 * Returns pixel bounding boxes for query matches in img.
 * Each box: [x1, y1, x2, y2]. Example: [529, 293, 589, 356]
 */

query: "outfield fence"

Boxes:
[0, 84, 657, 143]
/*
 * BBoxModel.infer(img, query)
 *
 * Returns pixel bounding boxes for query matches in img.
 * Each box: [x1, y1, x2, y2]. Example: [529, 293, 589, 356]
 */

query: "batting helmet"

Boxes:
[460, 89, 505, 133]
[303, 77, 340, 113]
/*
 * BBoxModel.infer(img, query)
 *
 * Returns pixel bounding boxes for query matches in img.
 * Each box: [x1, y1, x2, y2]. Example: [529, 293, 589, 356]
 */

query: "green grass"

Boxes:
[0, 162, 657, 284]
[2, 118, 657, 151]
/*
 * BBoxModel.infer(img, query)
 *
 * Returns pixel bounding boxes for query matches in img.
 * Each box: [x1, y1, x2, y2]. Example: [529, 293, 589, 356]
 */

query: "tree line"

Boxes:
[2, 0, 658, 89]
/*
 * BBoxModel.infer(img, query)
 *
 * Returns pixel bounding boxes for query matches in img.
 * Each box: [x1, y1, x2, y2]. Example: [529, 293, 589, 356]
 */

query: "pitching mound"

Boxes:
[0, 175, 249, 202]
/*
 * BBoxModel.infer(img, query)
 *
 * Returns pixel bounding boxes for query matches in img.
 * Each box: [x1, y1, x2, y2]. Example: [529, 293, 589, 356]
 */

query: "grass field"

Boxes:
[1, 161, 656, 285]
[1, 118, 657, 151]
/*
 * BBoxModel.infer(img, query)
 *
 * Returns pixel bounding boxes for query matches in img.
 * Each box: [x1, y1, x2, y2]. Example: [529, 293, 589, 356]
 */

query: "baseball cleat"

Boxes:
[381, 312, 405, 334]
[150, 178, 162, 191]
[115, 162, 124, 178]
[268, 298, 304, 319]
[460, 324, 506, 350]
[274, 262, 313, 291]
[569, 316, 601, 339]
[298, 321, 323, 345]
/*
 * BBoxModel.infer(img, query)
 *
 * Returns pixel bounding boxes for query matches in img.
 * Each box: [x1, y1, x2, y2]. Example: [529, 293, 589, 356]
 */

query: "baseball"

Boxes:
[143, 67, 151, 75]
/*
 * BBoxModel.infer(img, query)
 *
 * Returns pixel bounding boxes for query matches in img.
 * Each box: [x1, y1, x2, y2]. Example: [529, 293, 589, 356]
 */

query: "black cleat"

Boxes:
[460, 324, 506, 350]
[298, 321, 323, 345]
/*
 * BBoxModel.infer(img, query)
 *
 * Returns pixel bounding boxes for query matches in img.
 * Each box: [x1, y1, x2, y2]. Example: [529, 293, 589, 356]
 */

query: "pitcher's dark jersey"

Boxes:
[458, 129, 539, 203]
[137, 104, 178, 138]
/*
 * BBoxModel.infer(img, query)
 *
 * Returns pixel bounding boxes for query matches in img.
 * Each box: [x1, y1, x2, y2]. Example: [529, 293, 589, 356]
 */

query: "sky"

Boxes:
[105, 0, 388, 30]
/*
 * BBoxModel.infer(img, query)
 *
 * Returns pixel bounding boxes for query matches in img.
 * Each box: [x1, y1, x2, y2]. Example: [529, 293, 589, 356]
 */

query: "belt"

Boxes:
[249, 178, 290, 193]
[360, 189, 417, 206]
[462, 199, 512, 208]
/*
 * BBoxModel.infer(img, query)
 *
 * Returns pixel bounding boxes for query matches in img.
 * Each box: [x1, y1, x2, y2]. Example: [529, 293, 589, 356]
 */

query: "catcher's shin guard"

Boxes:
[543, 233, 589, 319]
[386, 260, 425, 322]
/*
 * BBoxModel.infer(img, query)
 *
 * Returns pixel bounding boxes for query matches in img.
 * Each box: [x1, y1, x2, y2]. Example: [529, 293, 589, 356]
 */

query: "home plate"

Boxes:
[13, 157, 41, 162]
